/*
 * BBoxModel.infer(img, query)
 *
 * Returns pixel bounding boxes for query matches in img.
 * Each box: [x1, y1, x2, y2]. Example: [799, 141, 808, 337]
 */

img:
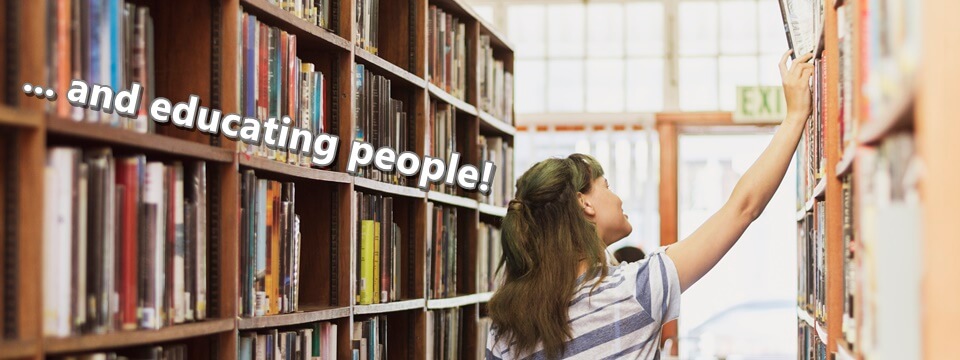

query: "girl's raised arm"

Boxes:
[665, 50, 815, 292]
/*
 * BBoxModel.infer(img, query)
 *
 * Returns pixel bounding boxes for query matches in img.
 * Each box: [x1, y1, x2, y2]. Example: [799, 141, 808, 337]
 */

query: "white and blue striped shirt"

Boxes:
[486, 249, 682, 360]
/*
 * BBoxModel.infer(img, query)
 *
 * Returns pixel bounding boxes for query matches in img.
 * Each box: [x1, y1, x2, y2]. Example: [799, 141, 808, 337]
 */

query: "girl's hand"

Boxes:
[780, 50, 815, 123]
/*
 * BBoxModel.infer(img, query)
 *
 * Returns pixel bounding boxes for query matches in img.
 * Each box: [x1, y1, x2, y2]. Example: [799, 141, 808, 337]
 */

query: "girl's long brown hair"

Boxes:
[488, 153, 609, 359]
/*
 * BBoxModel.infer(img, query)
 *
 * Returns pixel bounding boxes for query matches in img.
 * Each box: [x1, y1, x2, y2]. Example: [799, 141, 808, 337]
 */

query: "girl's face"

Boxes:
[580, 176, 633, 246]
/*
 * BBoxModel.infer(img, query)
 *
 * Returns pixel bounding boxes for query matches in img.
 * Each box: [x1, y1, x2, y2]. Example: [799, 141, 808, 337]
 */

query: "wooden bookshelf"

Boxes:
[0, 339, 38, 360]
[43, 319, 235, 355]
[479, 110, 516, 137]
[354, 47, 428, 89]
[236, 306, 351, 330]
[789, 0, 952, 358]
[46, 117, 235, 163]
[238, 155, 352, 183]
[427, 191, 479, 209]
[478, 203, 507, 218]
[428, 83, 478, 116]
[1, 0, 514, 359]
[353, 298, 426, 315]
[0, 105, 42, 129]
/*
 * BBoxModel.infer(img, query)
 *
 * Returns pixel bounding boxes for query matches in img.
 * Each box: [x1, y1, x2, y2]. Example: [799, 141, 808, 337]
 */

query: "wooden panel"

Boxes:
[297, 180, 339, 308]
[355, 177, 426, 198]
[16, 1, 46, 349]
[353, 298, 425, 315]
[148, 0, 215, 145]
[0, 340, 38, 360]
[478, 110, 516, 137]
[237, 306, 351, 329]
[823, 0, 843, 352]
[239, 156, 353, 183]
[43, 319, 235, 355]
[354, 47, 427, 90]
[46, 117, 234, 162]
[919, 0, 960, 357]
[376, 0, 414, 74]
[428, 83, 477, 116]
[0, 106, 41, 129]
[656, 120, 678, 353]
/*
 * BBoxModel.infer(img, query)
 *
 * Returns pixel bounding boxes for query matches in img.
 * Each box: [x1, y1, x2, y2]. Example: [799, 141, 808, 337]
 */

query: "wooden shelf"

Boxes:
[237, 306, 351, 330]
[426, 292, 493, 309]
[427, 191, 478, 209]
[814, 178, 827, 199]
[858, 85, 916, 145]
[44, 319, 235, 355]
[354, 47, 427, 89]
[0, 339, 39, 359]
[0, 105, 42, 128]
[478, 110, 516, 137]
[239, 0, 351, 52]
[354, 177, 426, 198]
[836, 338, 856, 360]
[46, 118, 234, 163]
[816, 321, 829, 345]
[354, 298, 426, 315]
[797, 306, 815, 327]
[478, 203, 507, 218]
[239, 155, 352, 183]
[428, 83, 477, 116]
[836, 144, 856, 177]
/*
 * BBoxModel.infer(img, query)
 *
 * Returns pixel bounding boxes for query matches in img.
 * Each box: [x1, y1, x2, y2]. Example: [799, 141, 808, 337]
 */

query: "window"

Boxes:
[466, 0, 787, 113]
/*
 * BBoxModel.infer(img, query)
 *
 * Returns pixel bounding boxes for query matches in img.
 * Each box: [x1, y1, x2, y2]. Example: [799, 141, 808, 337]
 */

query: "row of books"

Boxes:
[44, 148, 208, 337]
[797, 323, 828, 360]
[57, 344, 189, 360]
[478, 35, 513, 125]
[428, 101, 457, 195]
[48, 0, 155, 132]
[840, 176, 856, 344]
[479, 135, 513, 207]
[241, 11, 329, 167]
[240, 171, 302, 317]
[355, 192, 403, 305]
[352, 316, 388, 360]
[426, 308, 461, 360]
[266, 0, 332, 30]
[794, 56, 827, 210]
[852, 133, 922, 357]
[428, 5, 467, 101]
[239, 322, 338, 360]
[427, 203, 458, 299]
[476, 222, 502, 294]
[861, 0, 920, 124]
[354, 64, 411, 186]
[837, 2, 856, 150]
[355, 0, 379, 54]
[797, 201, 827, 323]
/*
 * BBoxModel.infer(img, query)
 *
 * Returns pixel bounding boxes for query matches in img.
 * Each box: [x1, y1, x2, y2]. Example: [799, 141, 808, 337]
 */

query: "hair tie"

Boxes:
[508, 198, 525, 211]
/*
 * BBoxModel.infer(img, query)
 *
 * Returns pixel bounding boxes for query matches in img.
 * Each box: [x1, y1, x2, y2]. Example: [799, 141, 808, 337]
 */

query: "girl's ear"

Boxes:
[578, 192, 597, 217]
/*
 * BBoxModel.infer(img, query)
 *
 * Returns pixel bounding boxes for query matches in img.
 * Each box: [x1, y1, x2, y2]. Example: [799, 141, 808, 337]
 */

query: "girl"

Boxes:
[486, 50, 815, 359]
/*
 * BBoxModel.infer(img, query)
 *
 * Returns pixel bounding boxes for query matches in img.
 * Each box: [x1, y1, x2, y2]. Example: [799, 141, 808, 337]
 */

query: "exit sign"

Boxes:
[735, 86, 787, 123]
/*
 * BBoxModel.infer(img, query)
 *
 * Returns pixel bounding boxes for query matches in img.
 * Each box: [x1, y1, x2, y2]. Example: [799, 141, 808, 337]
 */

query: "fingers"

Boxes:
[789, 53, 814, 74]
[779, 50, 793, 77]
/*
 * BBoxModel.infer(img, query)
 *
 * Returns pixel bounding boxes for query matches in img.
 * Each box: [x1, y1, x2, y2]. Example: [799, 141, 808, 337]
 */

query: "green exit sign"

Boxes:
[735, 86, 787, 123]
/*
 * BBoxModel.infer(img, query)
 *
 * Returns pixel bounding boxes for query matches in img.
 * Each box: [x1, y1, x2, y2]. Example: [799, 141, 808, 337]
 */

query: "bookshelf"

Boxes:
[0, 0, 514, 359]
[786, 0, 956, 359]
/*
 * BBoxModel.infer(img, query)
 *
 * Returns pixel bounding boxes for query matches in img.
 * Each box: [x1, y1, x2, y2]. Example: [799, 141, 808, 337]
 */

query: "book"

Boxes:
[354, 66, 410, 185]
[427, 204, 457, 299]
[356, 192, 401, 305]
[478, 35, 513, 125]
[478, 136, 513, 207]
[43, 148, 208, 337]
[240, 171, 303, 317]
[777, 0, 817, 59]
[427, 6, 466, 101]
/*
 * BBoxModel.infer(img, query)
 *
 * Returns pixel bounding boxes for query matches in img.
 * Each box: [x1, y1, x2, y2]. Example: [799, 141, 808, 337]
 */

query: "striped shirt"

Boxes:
[486, 248, 682, 359]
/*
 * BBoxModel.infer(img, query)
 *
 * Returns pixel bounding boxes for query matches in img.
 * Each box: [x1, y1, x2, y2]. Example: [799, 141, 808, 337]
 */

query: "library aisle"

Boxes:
[0, 0, 957, 359]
